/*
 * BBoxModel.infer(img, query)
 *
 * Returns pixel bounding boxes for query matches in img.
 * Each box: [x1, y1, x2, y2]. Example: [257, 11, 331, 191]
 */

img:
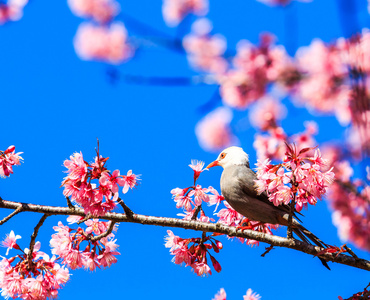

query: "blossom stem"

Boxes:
[66, 197, 75, 210]
[90, 222, 116, 242]
[191, 205, 202, 221]
[117, 197, 134, 219]
[28, 214, 49, 266]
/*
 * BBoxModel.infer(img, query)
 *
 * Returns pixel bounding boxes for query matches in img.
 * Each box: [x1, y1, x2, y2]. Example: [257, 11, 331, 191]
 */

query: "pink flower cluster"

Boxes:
[219, 34, 292, 109]
[183, 18, 228, 75]
[69, 0, 134, 64]
[255, 144, 335, 211]
[50, 218, 120, 270]
[162, 0, 209, 27]
[0, 0, 28, 25]
[74, 22, 134, 64]
[164, 230, 222, 276]
[195, 107, 238, 152]
[171, 160, 224, 220]
[212, 288, 261, 300]
[67, 0, 119, 23]
[0, 233, 70, 300]
[325, 159, 370, 251]
[62, 151, 140, 216]
[248, 96, 287, 131]
[0, 145, 23, 178]
[253, 121, 319, 161]
[295, 39, 350, 124]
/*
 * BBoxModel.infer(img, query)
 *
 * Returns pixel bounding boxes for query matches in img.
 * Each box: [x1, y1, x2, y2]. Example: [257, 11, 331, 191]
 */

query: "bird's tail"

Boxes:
[292, 222, 330, 270]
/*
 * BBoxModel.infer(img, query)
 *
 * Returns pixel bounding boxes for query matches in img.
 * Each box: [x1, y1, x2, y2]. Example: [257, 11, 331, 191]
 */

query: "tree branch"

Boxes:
[0, 206, 23, 225]
[1, 199, 370, 271]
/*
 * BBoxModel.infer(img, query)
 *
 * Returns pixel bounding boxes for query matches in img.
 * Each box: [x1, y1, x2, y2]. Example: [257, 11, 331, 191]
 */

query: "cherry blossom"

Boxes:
[255, 144, 335, 211]
[0, 239, 70, 300]
[195, 106, 238, 152]
[162, 0, 209, 27]
[164, 231, 222, 276]
[189, 159, 207, 182]
[207, 186, 224, 211]
[183, 18, 228, 75]
[249, 96, 287, 131]
[1, 230, 21, 255]
[50, 219, 120, 270]
[219, 35, 291, 109]
[74, 22, 134, 64]
[121, 170, 141, 194]
[243, 288, 261, 300]
[67, 0, 120, 23]
[62, 150, 139, 216]
[213, 288, 227, 300]
[0, 145, 23, 178]
[0, 0, 28, 25]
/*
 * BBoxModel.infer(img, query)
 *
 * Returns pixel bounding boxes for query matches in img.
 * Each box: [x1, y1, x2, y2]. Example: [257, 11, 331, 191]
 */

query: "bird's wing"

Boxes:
[236, 166, 303, 219]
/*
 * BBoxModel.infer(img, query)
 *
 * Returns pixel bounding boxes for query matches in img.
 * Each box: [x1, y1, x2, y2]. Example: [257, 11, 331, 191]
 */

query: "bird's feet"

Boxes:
[236, 218, 263, 231]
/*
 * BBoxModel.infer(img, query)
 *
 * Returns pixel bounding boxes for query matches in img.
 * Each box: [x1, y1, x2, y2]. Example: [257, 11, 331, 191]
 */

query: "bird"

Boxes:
[206, 146, 330, 269]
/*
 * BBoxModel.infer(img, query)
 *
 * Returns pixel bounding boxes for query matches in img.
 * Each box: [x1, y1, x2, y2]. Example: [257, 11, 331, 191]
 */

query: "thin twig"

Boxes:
[117, 198, 134, 219]
[1, 199, 370, 271]
[191, 205, 202, 221]
[27, 214, 49, 266]
[344, 245, 359, 259]
[0, 206, 23, 225]
[261, 245, 275, 257]
[77, 214, 92, 225]
[90, 221, 116, 242]
[66, 197, 75, 209]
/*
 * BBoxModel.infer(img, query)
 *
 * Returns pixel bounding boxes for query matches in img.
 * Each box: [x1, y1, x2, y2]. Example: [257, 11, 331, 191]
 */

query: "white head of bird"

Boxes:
[207, 146, 250, 169]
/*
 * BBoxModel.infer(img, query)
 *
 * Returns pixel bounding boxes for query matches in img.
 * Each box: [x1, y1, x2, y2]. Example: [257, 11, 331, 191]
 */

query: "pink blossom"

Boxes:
[164, 230, 181, 251]
[217, 201, 243, 226]
[0, 244, 70, 300]
[213, 288, 227, 300]
[195, 106, 238, 152]
[219, 35, 291, 110]
[171, 243, 192, 266]
[98, 238, 120, 267]
[1, 230, 21, 255]
[0, 145, 23, 178]
[121, 170, 140, 194]
[243, 288, 261, 300]
[207, 186, 224, 211]
[189, 159, 207, 182]
[253, 127, 287, 161]
[295, 39, 351, 124]
[171, 187, 196, 211]
[162, 0, 208, 27]
[249, 96, 287, 131]
[191, 262, 212, 276]
[0, 0, 28, 25]
[189, 185, 209, 205]
[74, 22, 134, 64]
[67, 0, 120, 23]
[183, 18, 228, 75]
[219, 70, 260, 109]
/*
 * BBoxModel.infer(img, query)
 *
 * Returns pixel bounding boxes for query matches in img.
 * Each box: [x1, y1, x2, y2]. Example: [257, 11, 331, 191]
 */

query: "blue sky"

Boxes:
[1, 0, 370, 299]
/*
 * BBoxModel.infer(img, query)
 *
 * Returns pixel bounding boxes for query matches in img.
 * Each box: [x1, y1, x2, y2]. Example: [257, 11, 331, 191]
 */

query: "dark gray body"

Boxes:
[221, 164, 290, 225]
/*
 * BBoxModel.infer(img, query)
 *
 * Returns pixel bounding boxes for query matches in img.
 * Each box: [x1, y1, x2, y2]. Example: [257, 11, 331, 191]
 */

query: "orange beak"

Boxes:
[206, 160, 219, 169]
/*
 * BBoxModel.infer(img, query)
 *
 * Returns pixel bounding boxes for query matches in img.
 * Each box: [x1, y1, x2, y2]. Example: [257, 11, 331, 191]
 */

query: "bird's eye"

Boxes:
[220, 152, 226, 159]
